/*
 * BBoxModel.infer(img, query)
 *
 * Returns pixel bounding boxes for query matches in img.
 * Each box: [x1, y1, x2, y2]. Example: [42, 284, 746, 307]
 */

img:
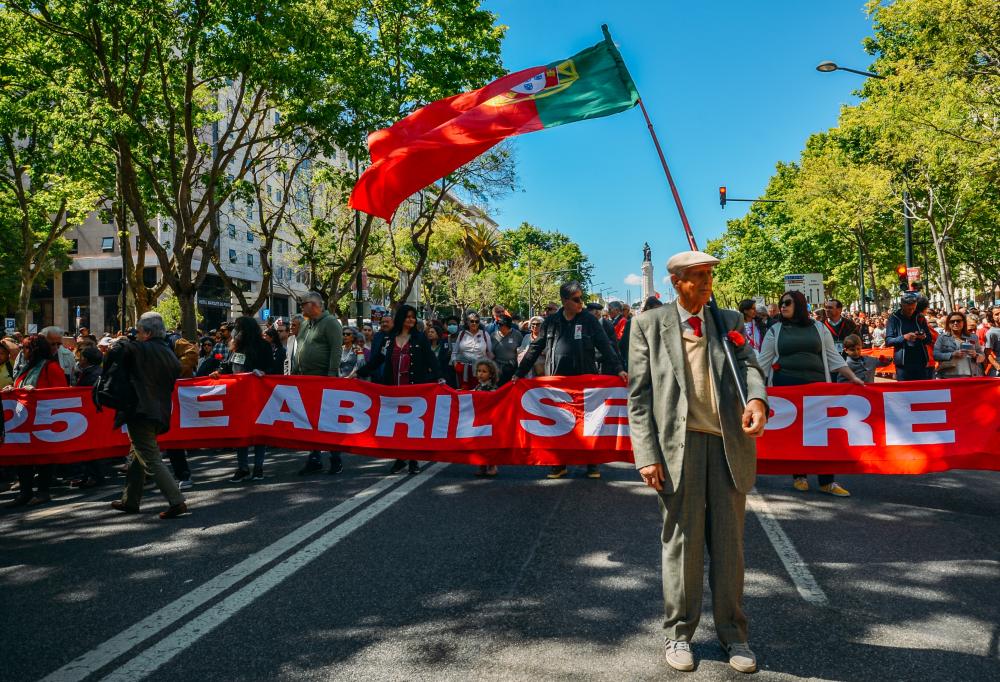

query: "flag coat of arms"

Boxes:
[350, 28, 639, 221]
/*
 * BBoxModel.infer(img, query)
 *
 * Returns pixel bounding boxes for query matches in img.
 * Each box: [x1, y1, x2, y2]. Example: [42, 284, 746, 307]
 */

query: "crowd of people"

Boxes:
[1, 283, 998, 515]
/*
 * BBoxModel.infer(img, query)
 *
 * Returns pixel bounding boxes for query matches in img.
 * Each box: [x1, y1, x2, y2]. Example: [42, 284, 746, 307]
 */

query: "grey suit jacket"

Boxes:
[627, 303, 768, 494]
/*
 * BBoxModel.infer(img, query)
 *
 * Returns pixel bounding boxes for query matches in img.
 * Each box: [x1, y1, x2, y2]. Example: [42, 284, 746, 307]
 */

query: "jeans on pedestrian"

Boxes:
[122, 418, 184, 508]
[237, 444, 266, 472]
[896, 366, 932, 381]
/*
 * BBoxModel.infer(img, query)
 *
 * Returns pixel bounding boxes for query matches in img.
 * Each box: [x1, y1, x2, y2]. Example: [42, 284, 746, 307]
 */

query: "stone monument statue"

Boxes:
[641, 243, 654, 302]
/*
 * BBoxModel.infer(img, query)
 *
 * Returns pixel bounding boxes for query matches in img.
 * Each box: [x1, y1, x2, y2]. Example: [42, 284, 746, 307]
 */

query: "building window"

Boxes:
[247, 253, 254, 267]
[68, 239, 78, 254]
[247, 203, 254, 221]
[229, 249, 237, 264]
[275, 189, 282, 202]
[274, 111, 281, 125]
[162, 222, 171, 232]
[228, 224, 236, 239]
[247, 231, 254, 243]
[101, 237, 115, 252]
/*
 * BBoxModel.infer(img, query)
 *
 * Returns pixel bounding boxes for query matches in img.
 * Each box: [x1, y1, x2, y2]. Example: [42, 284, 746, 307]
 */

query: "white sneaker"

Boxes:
[664, 639, 695, 672]
[722, 641, 757, 673]
[177, 479, 193, 491]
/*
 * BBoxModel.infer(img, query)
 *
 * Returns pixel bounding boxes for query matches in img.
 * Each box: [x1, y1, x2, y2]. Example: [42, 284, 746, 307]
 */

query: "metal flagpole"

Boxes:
[635, 95, 749, 407]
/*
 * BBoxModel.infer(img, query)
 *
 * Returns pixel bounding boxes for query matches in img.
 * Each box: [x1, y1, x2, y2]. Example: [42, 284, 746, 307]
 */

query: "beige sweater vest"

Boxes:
[682, 329, 723, 436]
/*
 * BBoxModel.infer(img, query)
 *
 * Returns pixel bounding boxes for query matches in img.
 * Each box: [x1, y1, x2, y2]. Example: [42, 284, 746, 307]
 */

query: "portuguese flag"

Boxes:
[350, 26, 639, 221]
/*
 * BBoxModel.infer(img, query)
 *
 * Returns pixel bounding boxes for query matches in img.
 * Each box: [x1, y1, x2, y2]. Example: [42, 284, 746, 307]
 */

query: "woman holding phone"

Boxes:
[933, 312, 985, 378]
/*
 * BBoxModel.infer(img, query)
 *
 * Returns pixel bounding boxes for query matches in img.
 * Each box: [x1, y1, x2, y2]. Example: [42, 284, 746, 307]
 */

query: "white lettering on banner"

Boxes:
[2, 399, 31, 444]
[178, 385, 229, 428]
[802, 395, 875, 447]
[456, 394, 492, 438]
[318, 390, 371, 434]
[33, 398, 88, 443]
[884, 389, 955, 446]
[431, 394, 451, 439]
[375, 396, 427, 438]
[520, 388, 575, 437]
[583, 387, 629, 437]
[765, 396, 797, 432]
[256, 385, 311, 429]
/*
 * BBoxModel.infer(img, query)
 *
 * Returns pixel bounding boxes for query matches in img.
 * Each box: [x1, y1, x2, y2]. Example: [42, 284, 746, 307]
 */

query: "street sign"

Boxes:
[28, 324, 37, 334]
[262, 308, 270, 321]
[783, 273, 825, 307]
[906, 266, 921, 283]
[4, 317, 14, 332]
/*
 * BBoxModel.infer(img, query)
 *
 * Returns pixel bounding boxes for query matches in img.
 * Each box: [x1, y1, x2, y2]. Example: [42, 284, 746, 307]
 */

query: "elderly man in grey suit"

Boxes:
[628, 250, 769, 674]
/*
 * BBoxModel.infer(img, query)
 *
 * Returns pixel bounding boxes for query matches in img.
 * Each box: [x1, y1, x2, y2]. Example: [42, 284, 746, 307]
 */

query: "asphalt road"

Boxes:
[1, 449, 998, 681]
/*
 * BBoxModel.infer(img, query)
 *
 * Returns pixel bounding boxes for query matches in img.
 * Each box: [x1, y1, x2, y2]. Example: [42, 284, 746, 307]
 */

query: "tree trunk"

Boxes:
[15, 277, 33, 334]
[177, 288, 199, 340]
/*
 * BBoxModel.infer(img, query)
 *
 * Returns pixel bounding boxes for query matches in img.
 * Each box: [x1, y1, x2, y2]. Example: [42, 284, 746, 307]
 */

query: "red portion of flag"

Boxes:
[350, 67, 545, 220]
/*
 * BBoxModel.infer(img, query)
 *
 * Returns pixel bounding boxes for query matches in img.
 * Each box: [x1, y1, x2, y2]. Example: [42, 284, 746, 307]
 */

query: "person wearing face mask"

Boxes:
[426, 322, 457, 387]
[444, 316, 461, 345]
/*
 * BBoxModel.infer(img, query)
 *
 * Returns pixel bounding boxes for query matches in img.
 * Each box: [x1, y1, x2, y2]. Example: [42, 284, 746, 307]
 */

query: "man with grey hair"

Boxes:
[283, 314, 304, 375]
[293, 292, 344, 474]
[106, 312, 188, 519]
[42, 326, 76, 384]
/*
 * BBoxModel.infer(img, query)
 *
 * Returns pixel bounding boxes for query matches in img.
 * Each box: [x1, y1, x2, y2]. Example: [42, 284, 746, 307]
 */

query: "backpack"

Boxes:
[92, 343, 137, 411]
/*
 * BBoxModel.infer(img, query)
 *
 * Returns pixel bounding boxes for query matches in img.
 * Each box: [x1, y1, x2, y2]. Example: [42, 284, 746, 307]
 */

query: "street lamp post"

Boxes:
[815, 61, 885, 79]
[817, 61, 915, 271]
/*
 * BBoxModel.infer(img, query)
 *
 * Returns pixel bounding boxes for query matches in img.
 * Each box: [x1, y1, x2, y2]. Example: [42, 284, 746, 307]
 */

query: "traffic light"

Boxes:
[895, 264, 908, 291]
[719, 186, 727, 209]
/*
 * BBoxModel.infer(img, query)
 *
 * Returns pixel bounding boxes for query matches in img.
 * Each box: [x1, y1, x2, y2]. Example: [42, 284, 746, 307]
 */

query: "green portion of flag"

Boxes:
[535, 29, 639, 129]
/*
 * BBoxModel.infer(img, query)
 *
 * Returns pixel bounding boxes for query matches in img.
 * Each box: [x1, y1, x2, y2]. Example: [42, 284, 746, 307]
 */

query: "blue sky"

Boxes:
[481, 0, 875, 303]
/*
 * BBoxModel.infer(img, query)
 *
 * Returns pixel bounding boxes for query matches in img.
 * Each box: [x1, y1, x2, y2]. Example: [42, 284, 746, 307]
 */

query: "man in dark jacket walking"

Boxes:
[886, 293, 935, 381]
[108, 312, 187, 519]
[514, 282, 626, 480]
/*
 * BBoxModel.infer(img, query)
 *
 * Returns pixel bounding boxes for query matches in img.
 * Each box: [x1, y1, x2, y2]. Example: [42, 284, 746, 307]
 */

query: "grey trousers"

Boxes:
[658, 430, 748, 644]
[122, 419, 184, 508]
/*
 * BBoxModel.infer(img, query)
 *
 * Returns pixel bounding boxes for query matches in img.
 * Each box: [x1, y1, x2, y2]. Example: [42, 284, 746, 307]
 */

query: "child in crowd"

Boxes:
[840, 334, 878, 384]
[473, 359, 499, 477]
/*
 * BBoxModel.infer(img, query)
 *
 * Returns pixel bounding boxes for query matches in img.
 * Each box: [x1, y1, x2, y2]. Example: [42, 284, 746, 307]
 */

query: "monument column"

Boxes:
[641, 242, 654, 302]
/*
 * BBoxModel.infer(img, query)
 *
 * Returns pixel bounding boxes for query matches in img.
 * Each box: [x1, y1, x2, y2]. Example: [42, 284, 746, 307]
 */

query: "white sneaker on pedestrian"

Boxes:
[664, 639, 695, 672]
[722, 641, 757, 673]
[177, 479, 193, 491]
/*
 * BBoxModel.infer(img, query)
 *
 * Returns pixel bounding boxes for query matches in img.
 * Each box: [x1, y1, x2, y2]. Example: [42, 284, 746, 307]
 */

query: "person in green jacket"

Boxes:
[292, 291, 344, 475]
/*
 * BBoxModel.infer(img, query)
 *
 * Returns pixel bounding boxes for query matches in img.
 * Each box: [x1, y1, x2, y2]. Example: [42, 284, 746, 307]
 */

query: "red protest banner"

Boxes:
[2, 376, 999, 475]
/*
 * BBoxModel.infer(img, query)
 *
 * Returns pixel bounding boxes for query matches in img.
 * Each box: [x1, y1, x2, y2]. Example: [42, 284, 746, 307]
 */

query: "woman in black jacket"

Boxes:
[358, 305, 443, 474]
[210, 316, 276, 481]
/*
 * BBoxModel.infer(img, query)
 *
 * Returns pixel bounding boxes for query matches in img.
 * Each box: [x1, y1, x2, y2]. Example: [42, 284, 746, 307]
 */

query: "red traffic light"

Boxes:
[895, 264, 907, 276]
[719, 186, 727, 208]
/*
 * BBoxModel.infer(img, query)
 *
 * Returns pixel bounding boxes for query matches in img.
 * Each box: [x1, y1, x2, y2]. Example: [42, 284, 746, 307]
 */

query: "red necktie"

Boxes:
[688, 316, 702, 338]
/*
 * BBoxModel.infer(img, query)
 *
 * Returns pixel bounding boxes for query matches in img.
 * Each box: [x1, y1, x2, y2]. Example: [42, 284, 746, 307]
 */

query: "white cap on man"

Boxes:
[666, 250, 721, 276]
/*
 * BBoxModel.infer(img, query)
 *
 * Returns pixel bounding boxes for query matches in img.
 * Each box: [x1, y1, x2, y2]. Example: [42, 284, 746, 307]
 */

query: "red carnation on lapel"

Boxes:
[727, 330, 746, 347]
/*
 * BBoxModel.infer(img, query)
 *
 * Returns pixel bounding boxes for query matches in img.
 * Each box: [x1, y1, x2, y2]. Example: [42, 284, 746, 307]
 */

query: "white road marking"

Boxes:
[747, 488, 829, 606]
[98, 463, 447, 682]
[41, 471, 415, 682]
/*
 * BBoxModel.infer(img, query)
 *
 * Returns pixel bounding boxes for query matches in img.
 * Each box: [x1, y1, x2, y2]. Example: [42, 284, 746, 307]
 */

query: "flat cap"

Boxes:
[667, 250, 720, 276]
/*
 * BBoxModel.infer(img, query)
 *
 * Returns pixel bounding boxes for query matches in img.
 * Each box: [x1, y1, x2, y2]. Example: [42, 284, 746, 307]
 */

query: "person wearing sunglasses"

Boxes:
[514, 281, 626, 480]
[451, 313, 493, 390]
[757, 290, 864, 498]
[933, 312, 985, 378]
